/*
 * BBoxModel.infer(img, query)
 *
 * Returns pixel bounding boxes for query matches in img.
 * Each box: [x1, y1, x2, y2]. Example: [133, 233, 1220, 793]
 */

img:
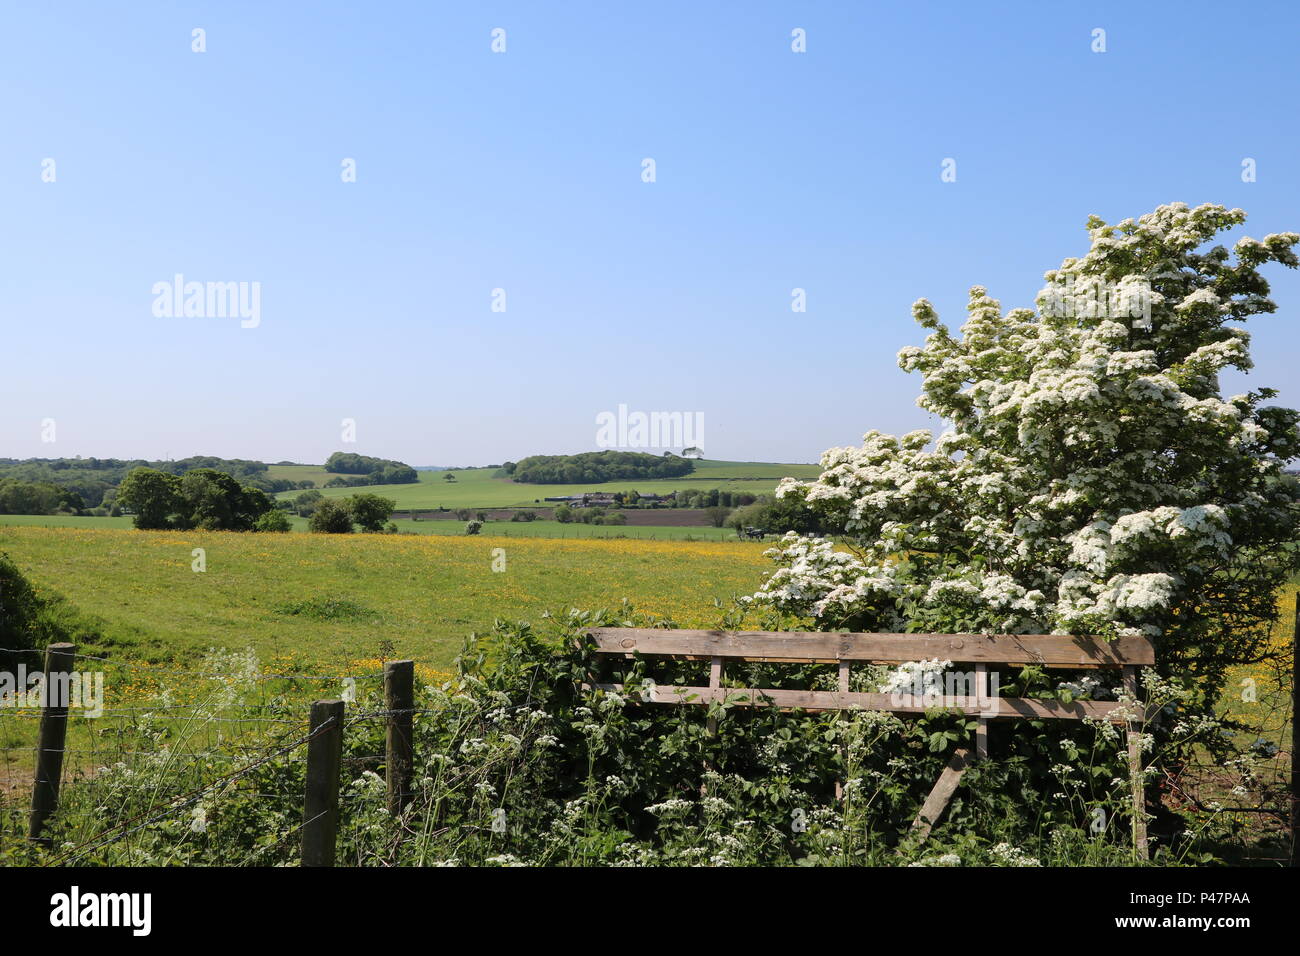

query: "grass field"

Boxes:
[0, 514, 135, 530]
[263, 463, 338, 486]
[270, 459, 821, 510]
[301, 516, 744, 541]
[0, 524, 1291, 863]
[0, 513, 747, 541]
[0, 526, 772, 671]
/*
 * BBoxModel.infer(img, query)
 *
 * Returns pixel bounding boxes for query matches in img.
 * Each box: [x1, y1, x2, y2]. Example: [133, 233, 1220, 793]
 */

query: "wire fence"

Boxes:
[0, 643, 414, 866]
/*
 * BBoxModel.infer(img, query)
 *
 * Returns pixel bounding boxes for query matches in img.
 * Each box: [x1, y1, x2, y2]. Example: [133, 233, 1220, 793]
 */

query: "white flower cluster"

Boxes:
[879, 658, 952, 694]
[749, 204, 1300, 641]
[989, 842, 1041, 867]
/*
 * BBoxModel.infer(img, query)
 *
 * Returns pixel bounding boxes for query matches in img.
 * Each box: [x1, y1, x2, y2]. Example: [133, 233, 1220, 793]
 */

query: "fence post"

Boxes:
[302, 698, 344, 867]
[1123, 665, 1149, 861]
[28, 642, 77, 843]
[384, 660, 415, 816]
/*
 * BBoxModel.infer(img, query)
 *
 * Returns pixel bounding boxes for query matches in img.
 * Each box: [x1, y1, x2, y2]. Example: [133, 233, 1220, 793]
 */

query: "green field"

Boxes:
[0, 514, 135, 530]
[264, 463, 338, 486]
[299, 515, 744, 541]
[0, 513, 752, 542]
[0, 526, 773, 672]
[271, 459, 821, 510]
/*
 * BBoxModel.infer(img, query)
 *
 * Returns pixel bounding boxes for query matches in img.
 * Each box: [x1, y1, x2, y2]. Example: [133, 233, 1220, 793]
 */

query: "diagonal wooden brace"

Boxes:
[907, 746, 973, 846]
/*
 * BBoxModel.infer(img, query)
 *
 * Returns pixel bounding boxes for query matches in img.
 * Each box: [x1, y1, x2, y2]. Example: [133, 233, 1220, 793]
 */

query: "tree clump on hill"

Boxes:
[323, 452, 418, 484]
[117, 467, 274, 532]
[304, 494, 396, 534]
[509, 451, 695, 484]
[0, 455, 314, 509]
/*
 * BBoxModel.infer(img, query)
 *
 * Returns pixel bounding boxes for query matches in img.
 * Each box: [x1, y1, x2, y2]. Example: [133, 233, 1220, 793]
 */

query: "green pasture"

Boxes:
[269, 459, 821, 509]
[0, 513, 753, 542]
[0, 526, 773, 672]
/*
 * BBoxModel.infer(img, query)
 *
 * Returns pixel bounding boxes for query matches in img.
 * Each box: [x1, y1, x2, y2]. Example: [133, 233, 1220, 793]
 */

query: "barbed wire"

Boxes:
[44, 717, 335, 866]
[0, 708, 305, 722]
[0, 646, 385, 682]
[344, 706, 443, 728]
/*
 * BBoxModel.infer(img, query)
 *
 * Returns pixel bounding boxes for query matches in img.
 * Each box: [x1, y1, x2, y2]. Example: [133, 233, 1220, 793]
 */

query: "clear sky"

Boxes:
[3, 0, 1297, 467]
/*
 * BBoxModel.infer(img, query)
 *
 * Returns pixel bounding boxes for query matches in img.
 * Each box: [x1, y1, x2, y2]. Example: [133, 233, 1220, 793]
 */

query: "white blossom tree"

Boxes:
[749, 203, 1299, 710]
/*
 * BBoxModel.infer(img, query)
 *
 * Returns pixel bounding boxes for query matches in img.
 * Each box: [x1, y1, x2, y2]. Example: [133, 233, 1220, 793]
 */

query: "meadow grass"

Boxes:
[0, 514, 135, 530]
[0, 525, 772, 671]
[319, 516, 742, 541]
[0, 514, 744, 541]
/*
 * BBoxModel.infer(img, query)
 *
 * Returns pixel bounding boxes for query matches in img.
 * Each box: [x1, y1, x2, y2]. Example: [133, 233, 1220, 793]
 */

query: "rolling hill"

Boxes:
[272, 459, 821, 510]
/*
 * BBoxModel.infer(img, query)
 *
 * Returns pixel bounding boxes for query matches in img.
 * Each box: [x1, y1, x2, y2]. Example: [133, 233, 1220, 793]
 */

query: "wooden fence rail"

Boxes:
[583, 626, 1157, 859]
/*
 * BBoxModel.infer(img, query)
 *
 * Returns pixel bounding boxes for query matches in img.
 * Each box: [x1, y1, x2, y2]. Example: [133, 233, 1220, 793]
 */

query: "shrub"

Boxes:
[0, 552, 50, 668]
[465, 520, 483, 535]
[255, 509, 292, 533]
[308, 498, 354, 534]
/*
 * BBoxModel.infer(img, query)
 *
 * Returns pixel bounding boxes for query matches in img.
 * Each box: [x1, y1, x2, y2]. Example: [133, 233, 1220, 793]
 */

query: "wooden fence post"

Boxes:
[836, 660, 850, 801]
[302, 698, 344, 867]
[384, 660, 415, 816]
[974, 663, 989, 760]
[1123, 665, 1149, 861]
[29, 642, 76, 843]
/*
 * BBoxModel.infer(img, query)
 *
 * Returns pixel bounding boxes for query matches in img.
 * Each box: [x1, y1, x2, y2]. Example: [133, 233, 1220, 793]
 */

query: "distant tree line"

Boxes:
[563, 489, 761, 509]
[0, 478, 87, 516]
[552, 504, 627, 526]
[0, 456, 317, 509]
[324, 452, 419, 484]
[672, 489, 758, 509]
[502, 451, 695, 484]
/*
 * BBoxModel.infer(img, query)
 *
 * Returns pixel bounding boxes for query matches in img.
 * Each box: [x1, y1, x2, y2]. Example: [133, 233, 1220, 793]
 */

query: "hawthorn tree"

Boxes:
[749, 203, 1300, 718]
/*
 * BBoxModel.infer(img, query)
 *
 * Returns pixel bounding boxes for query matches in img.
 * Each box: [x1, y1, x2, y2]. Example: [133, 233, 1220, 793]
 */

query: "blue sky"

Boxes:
[3, 0, 1298, 467]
